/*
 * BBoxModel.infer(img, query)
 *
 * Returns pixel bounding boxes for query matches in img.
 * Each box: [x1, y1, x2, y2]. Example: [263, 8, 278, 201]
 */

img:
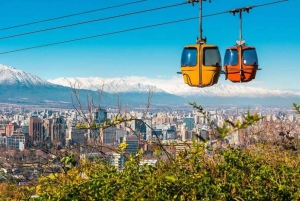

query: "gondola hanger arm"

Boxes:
[187, 0, 212, 43]
[230, 7, 253, 16]
[188, 0, 211, 4]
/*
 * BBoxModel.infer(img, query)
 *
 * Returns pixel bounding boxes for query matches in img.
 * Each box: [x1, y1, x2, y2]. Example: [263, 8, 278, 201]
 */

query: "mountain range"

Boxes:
[0, 64, 184, 108]
[48, 76, 300, 98]
[0, 63, 299, 108]
[48, 76, 300, 107]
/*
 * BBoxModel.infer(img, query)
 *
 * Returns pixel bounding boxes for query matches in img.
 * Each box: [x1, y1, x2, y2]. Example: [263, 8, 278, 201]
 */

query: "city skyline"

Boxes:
[0, 0, 298, 92]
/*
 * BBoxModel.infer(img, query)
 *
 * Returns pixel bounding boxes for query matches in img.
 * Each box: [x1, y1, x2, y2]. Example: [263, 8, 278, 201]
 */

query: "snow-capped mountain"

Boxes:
[0, 64, 53, 87]
[0, 64, 79, 106]
[0, 63, 299, 107]
[47, 77, 165, 93]
[0, 64, 183, 107]
[48, 76, 300, 98]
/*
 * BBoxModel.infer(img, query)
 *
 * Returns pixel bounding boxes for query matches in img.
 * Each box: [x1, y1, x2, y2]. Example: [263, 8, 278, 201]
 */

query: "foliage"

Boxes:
[0, 182, 21, 200]
[60, 153, 78, 172]
[10, 143, 299, 201]
[0, 182, 32, 200]
[294, 103, 300, 116]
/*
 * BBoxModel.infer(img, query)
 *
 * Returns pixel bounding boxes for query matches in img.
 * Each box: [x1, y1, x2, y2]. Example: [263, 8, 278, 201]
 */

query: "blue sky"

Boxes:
[0, 0, 298, 91]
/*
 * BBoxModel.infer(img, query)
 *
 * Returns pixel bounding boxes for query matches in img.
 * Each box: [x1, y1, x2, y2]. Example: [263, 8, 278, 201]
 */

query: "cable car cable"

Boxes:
[229, 0, 287, 13]
[0, 0, 147, 32]
[0, 0, 286, 40]
[0, 17, 197, 55]
[0, 2, 188, 40]
[0, 0, 288, 55]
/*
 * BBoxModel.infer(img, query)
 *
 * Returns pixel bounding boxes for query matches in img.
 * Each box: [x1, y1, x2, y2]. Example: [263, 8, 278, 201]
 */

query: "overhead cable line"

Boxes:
[231, 0, 288, 11]
[0, 2, 188, 40]
[0, 14, 244, 55]
[0, 0, 147, 32]
[0, 18, 196, 55]
[0, 0, 288, 55]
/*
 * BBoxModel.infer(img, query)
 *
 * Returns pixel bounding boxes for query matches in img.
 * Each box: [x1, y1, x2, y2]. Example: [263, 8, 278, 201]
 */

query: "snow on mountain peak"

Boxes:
[0, 63, 52, 87]
[48, 76, 300, 98]
[47, 76, 164, 94]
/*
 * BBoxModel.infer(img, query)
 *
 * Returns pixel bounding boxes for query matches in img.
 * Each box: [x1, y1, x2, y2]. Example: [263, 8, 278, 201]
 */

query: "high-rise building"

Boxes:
[5, 122, 15, 137]
[29, 115, 43, 144]
[164, 129, 176, 140]
[66, 125, 87, 146]
[44, 117, 66, 146]
[151, 129, 163, 141]
[43, 119, 52, 139]
[183, 117, 195, 130]
[183, 130, 195, 141]
[124, 135, 139, 155]
[127, 119, 145, 135]
[144, 118, 152, 137]
[93, 107, 107, 124]
[116, 129, 128, 143]
[51, 117, 65, 145]
[100, 126, 116, 145]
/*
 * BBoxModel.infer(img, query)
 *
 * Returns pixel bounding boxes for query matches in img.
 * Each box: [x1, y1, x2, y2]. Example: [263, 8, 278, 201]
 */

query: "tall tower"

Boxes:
[51, 117, 66, 146]
[29, 115, 43, 145]
[43, 119, 53, 140]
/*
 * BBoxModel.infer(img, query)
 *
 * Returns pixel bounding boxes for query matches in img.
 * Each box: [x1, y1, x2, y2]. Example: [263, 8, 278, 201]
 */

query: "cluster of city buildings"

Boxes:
[0, 105, 299, 169]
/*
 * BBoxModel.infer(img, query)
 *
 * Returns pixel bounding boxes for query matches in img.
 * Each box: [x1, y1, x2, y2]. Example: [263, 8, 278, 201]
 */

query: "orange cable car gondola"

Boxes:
[178, 0, 221, 88]
[224, 7, 260, 83]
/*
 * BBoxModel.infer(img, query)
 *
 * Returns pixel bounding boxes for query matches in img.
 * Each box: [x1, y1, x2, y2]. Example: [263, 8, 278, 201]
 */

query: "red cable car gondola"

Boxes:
[223, 7, 260, 83]
[224, 45, 258, 82]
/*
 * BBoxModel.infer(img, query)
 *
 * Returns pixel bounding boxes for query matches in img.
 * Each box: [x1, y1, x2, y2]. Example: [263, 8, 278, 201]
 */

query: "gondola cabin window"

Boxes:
[181, 47, 197, 67]
[243, 48, 258, 65]
[203, 47, 221, 66]
[224, 49, 238, 66]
